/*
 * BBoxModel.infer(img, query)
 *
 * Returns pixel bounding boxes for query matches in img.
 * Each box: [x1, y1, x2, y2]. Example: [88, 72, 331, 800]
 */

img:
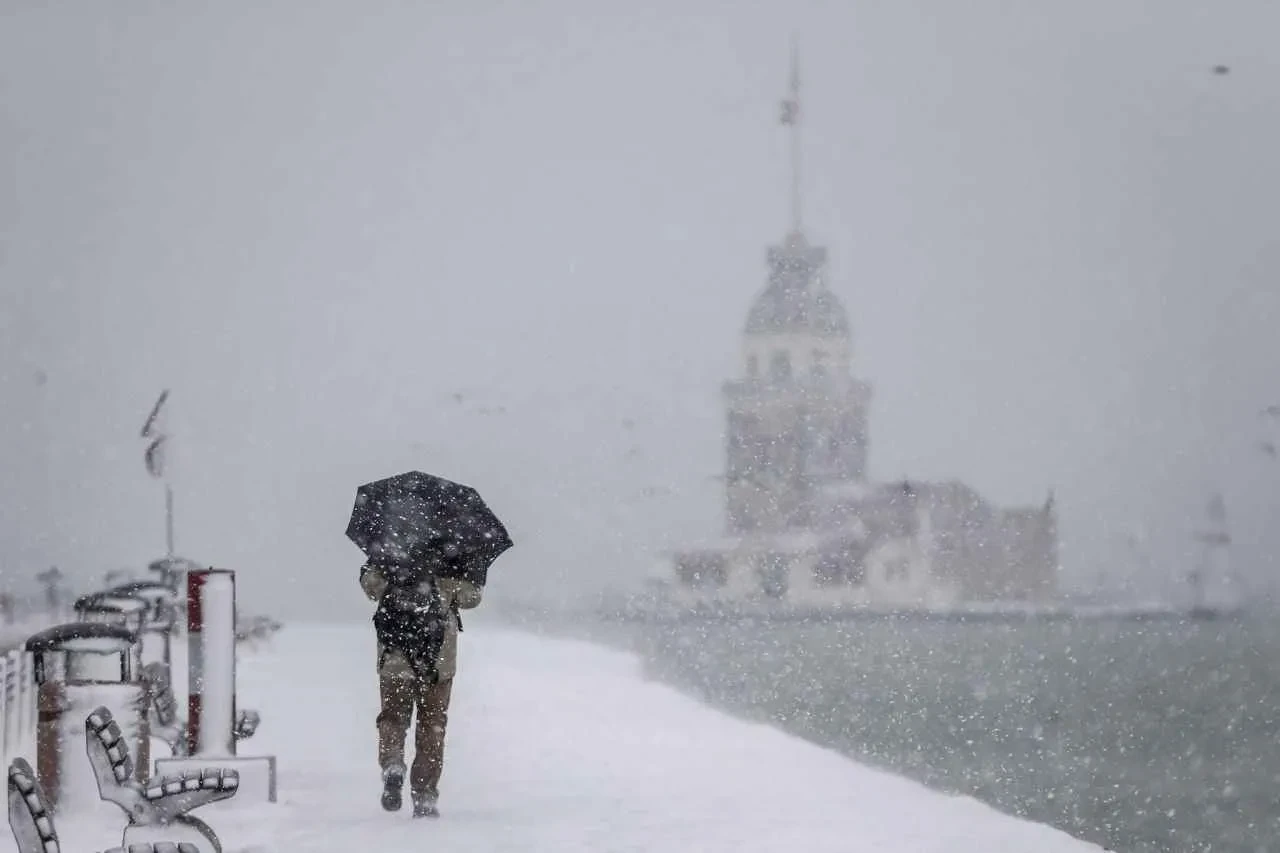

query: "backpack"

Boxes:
[373, 577, 450, 682]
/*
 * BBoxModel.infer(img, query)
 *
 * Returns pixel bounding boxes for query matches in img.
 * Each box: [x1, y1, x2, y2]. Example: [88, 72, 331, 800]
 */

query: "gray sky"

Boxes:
[2, 1, 1278, 619]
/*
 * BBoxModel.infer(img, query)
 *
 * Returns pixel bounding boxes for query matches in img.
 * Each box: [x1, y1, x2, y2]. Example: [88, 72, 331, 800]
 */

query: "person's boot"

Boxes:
[381, 763, 406, 812]
[412, 790, 439, 819]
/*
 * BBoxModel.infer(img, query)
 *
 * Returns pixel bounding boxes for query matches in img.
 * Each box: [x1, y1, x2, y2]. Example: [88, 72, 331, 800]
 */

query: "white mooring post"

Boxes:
[152, 567, 277, 806]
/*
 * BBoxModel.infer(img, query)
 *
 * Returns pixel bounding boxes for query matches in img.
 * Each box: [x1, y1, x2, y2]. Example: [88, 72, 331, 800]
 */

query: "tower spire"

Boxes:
[779, 36, 803, 236]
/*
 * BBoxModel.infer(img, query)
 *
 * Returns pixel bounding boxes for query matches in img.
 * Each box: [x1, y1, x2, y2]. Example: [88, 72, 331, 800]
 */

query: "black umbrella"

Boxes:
[346, 471, 512, 587]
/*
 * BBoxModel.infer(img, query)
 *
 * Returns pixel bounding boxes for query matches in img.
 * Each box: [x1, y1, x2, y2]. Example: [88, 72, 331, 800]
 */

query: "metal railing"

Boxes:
[0, 638, 38, 768]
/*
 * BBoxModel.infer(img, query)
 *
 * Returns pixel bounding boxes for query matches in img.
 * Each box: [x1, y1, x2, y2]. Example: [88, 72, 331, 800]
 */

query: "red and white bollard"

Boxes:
[186, 569, 237, 757]
[153, 567, 277, 805]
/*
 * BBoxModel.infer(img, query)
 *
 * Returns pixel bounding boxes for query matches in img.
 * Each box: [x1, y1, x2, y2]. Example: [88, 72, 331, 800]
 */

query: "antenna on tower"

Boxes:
[779, 35, 803, 235]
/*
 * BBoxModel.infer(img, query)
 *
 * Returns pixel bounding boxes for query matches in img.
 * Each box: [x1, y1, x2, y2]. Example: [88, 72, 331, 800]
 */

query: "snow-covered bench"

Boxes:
[85, 706, 238, 853]
[6, 757, 201, 853]
[141, 663, 260, 757]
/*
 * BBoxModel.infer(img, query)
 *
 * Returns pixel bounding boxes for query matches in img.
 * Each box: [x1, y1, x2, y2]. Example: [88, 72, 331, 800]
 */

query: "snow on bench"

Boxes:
[6, 758, 200, 853]
[6, 760, 56, 853]
[141, 664, 185, 756]
[84, 707, 237, 853]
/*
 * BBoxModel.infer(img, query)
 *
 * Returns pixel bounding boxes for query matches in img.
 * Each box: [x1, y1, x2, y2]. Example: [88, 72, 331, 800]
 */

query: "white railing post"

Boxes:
[23, 649, 36, 759]
[11, 651, 22, 760]
[1, 653, 10, 761]
[1, 650, 25, 765]
[17, 651, 28, 758]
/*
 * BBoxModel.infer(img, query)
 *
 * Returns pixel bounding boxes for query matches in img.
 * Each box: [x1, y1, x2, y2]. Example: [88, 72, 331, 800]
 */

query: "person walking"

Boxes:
[360, 558, 482, 818]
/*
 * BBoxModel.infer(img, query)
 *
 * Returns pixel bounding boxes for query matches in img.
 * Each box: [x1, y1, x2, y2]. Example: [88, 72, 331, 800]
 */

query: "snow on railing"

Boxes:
[0, 604, 120, 773]
[0, 645, 37, 770]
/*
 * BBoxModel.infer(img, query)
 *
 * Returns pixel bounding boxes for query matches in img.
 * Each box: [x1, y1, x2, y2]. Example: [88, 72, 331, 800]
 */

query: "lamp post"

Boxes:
[27, 366, 53, 596]
[140, 390, 176, 556]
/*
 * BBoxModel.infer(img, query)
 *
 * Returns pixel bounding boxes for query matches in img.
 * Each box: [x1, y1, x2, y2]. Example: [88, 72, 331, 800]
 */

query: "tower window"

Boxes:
[811, 349, 828, 378]
[813, 552, 866, 587]
[769, 351, 792, 382]
[747, 354, 759, 378]
[756, 553, 789, 598]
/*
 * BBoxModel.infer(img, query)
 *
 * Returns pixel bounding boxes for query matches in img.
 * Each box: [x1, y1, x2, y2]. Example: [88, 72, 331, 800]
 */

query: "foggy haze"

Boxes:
[2, 1, 1278, 620]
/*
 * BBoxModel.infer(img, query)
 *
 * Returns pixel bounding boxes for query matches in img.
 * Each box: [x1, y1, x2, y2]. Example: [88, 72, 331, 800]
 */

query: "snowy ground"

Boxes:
[5, 623, 1105, 852]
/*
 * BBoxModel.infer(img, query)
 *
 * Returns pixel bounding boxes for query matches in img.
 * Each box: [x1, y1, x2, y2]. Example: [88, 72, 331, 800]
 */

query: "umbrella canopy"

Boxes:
[346, 470, 512, 587]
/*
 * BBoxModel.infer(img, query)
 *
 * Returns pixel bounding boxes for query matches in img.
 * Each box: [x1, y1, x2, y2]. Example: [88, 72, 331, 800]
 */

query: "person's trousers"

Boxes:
[377, 668, 454, 800]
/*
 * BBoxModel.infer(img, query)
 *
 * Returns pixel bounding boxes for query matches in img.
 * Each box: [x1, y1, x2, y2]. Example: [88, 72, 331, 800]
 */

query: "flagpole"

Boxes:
[789, 36, 802, 235]
[779, 36, 803, 236]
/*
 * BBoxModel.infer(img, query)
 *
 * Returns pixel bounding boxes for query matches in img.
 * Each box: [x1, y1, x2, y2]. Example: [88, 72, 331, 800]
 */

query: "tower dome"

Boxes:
[744, 230, 850, 338]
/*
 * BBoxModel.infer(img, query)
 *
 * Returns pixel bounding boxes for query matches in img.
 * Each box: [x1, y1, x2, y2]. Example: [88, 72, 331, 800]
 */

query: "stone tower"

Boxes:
[722, 46, 872, 534]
